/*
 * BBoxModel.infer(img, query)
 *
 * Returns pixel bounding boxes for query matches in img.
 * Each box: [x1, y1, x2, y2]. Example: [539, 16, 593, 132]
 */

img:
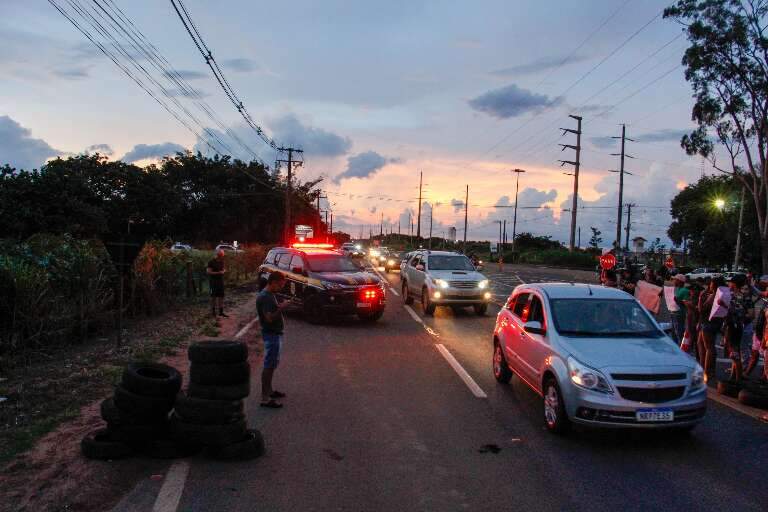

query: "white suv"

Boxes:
[401, 250, 491, 315]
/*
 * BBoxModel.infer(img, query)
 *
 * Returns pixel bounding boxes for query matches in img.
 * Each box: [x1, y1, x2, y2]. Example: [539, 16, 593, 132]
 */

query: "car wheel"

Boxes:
[422, 288, 436, 316]
[385, 268, 390, 273]
[543, 378, 570, 434]
[402, 282, 414, 305]
[474, 303, 488, 316]
[492, 340, 512, 384]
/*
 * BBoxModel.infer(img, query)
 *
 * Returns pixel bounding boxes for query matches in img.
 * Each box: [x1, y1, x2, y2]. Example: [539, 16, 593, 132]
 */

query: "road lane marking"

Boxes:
[707, 388, 768, 423]
[373, 266, 400, 296]
[435, 344, 487, 398]
[404, 305, 423, 324]
[389, 287, 400, 296]
[235, 317, 258, 339]
[152, 461, 189, 512]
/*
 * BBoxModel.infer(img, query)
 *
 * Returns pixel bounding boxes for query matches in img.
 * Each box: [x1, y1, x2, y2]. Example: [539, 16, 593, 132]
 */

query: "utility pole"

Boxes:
[502, 219, 507, 253]
[578, 226, 581, 248]
[511, 168, 526, 254]
[330, 212, 333, 235]
[276, 147, 304, 244]
[558, 114, 582, 252]
[624, 203, 636, 251]
[609, 125, 635, 251]
[416, 171, 423, 240]
[463, 184, 469, 253]
[735, 186, 746, 269]
[380, 212, 384, 235]
[428, 204, 433, 250]
[316, 191, 328, 238]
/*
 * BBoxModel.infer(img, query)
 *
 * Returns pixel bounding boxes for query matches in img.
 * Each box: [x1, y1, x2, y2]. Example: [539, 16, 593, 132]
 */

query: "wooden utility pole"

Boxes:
[277, 147, 304, 244]
[624, 203, 636, 251]
[610, 125, 634, 250]
[511, 169, 526, 254]
[416, 171, 423, 240]
[428, 204, 433, 250]
[463, 184, 469, 252]
[558, 115, 582, 252]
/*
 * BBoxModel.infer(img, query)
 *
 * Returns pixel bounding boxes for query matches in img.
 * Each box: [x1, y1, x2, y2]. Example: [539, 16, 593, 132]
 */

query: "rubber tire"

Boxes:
[402, 282, 414, 305]
[474, 303, 488, 316]
[139, 437, 203, 459]
[108, 423, 169, 447]
[113, 384, 175, 419]
[121, 362, 182, 398]
[205, 429, 265, 461]
[187, 381, 251, 401]
[358, 310, 384, 323]
[190, 361, 251, 386]
[174, 391, 245, 425]
[101, 398, 166, 426]
[303, 295, 326, 325]
[81, 428, 133, 460]
[493, 341, 513, 384]
[738, 388, 768, 409]
[170, 414, 248, 447]
[422, 288, 436, 316]
[543, 378, 570, 435]
[717, 380, 742, 398]
[188, 340, 248, 364]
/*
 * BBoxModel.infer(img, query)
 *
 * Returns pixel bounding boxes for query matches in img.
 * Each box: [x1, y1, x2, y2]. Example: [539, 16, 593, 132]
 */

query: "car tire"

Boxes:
[170, 414, 248, 447]
[304, 295, 326, 325]
[422, 288, 436, 316]
[474, 303, 488, 316]
[113, 384, 175, 419]
[385, 268, 390, 274]
[543, 378, 570, 435]
[188, 340, 248, 365]
[174, 391, 245, 425]
[190, 361, 251, 386]
[81, 428, 134, 460]
[358, 310, 384, 323]
[738, 388, 768, 409]
[121, 362, 182, 398]
[717, 380, 741, 398]
[493, 340, 512, 384]
[204, 429, 265, 461]
[402, 282, 414, 305]
[187, 381, 251, 401]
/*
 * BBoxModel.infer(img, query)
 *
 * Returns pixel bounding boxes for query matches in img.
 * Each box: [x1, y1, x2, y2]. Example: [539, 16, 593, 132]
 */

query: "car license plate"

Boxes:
[636, 408, 674, 422]
[356, 302, 371, 308]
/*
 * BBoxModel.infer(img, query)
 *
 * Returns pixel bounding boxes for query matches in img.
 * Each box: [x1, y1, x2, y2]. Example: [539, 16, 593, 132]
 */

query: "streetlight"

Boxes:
[714, 198, 726, 210]
[511, 168, 527, 254]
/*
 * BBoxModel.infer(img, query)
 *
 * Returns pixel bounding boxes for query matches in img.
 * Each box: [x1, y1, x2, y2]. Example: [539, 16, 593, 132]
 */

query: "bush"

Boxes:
[517, 249, 596, 269]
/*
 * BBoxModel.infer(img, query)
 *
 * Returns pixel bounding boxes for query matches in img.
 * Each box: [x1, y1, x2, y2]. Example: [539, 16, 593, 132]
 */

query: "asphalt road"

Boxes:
[168, 265, 766, 511]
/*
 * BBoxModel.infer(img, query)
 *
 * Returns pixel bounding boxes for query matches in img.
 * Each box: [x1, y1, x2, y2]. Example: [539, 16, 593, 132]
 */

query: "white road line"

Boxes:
[373, 267, 400, 296]
[234, 317, 258, 339]
[435, 344, 487, 398]
[152, 461, 189, 512]
[404, 305, 423, 324]
[389, 287, 400, 296]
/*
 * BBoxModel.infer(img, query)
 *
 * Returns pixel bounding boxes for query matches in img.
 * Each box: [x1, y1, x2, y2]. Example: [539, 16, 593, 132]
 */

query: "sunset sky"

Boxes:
[0, 0, 708, 246]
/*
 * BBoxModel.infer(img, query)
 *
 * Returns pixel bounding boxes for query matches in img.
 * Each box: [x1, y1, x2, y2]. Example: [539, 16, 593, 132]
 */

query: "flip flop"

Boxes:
[260, 399, 283, 409]
[270, 391, 286, 399]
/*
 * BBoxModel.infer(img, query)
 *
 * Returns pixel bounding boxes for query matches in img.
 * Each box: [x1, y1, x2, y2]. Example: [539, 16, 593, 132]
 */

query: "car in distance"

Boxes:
[341, 242, 365, 257]
[258, 244, 386, 323]
[686, 267, 721, 280]
[401, 250, 491, 315]
[492, 283, 706, 433]
[215, 243, 242, 253]
[384, 251, 406, 273]
[170, 242, 192, 252]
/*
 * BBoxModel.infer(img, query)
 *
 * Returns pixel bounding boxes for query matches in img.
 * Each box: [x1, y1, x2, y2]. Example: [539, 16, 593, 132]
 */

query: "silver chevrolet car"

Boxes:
[493, 283, 707, 433]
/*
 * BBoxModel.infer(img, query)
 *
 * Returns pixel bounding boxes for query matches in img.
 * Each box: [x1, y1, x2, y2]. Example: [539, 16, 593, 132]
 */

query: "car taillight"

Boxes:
[361, 289, 378, 300]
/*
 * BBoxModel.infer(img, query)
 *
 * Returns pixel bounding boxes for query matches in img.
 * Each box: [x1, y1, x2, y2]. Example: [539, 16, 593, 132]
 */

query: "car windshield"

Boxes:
[549, 298, 663, 337]
[307, 254, 363, 272]
[427, 255, 475, 271]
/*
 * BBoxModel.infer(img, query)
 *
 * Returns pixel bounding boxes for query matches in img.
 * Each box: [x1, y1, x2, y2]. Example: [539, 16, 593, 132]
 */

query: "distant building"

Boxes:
[448, 227, 457, 241]
[632, 236, 647, 253]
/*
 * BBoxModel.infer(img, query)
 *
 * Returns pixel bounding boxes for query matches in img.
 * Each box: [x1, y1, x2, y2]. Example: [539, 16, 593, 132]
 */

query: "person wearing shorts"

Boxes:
[207, 249, 227, 317]
[256, 271, 288, 409]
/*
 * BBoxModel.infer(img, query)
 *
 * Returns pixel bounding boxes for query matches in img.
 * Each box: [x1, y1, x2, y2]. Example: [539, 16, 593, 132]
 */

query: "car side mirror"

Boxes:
[523, 321, 545, 335]
[416, 264, 425, 271]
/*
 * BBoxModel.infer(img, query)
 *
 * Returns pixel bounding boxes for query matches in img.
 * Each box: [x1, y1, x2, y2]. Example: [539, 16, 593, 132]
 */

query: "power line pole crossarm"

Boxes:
[558, 114, 582, 252]
[276, 147, 304, 244]
[609, 124, 635, 251]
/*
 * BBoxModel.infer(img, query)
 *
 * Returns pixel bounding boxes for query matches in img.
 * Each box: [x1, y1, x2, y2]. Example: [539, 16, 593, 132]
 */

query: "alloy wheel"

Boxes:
[544, 384, 559, 427]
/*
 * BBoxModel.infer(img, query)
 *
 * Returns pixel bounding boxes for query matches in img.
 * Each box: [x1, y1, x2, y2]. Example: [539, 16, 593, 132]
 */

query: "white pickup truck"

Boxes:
[686, 267, 722, 280]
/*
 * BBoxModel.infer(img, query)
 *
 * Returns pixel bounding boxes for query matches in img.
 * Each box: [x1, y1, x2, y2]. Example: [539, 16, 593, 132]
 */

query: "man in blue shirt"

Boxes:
[256, 271, 288, 408]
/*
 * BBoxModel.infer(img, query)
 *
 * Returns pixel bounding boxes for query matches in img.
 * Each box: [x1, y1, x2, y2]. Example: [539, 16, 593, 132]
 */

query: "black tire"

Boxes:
[139, 437, 203, 459]
[402, 282, 414, 305]
[101, 398, 166, 426]
[81, 428, 133, 460]
[358, 310, 384, 323]
[205, 429, 265, 461]
[113, 384, 175, 419]
[121, 362, 182, 398]
[422, 288, 436, 316]
[492, 340, 512, 384]
[717, 380, 742, 398]
[303, 295, 326, 325]
[190, 361, 251, 386]
[187, 381, 251, 401]
[170, 414, 248, 447]
[543, 378, 570, 435]
[188, 340, 248, 365]
[108, 423, 169, 447]
[385, 268, 390, 274]
[738, 388, 768, 409]
[474, 303, 488, 316]
[174, 391, 245, 425]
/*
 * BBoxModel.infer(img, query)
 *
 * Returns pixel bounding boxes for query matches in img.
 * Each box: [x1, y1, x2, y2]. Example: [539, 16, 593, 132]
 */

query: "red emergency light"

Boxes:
[291, 242, 335, 249]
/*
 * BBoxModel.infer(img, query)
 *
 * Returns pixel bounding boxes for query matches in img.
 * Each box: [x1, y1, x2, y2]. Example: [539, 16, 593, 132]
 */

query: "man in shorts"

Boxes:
[256, 271, 288, 408]
[207, 249, 227, 317]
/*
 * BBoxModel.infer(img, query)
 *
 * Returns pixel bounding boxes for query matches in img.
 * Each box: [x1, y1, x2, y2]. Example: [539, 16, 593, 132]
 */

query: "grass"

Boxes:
[1, 407, 81, 463]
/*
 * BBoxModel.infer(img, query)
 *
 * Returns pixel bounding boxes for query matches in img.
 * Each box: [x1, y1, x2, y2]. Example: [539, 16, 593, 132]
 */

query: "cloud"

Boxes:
[468, 84, 561, 119]
[165, 87, 209, 98]
[164, 69, 207, 80]
[451, 198, 465, 213]
[270, 114, 352, 157]
[333, 150, 396, 184]
[635, 129, 690, 144]
[52, 67, 90, 79]
[121, 142, 186, 163]
[0, 115, 61, 170]
[85, 143, 114, 156]
[490, 54, 590, 77]
[221, 58, 259, 72]
[590, 136, 615, 149]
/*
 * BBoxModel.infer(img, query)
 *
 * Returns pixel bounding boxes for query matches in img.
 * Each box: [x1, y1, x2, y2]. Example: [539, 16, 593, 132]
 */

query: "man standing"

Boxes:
[207, 249, 227, 318]
[672, 274, 689, 343]
[256, 272, 288, 409]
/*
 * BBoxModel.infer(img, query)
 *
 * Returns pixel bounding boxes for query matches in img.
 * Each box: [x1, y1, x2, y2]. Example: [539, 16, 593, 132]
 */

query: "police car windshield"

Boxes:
[427, 255, 475, 271]
[307, 254, 362, 272]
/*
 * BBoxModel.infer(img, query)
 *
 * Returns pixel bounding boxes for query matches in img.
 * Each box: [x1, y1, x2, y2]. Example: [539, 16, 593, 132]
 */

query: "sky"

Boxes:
[0, 0, 710, 247]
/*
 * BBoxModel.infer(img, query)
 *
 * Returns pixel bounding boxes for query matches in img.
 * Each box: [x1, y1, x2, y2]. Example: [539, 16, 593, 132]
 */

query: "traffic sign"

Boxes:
[664, 256, 674, 270]
[599, 253, 616, 270]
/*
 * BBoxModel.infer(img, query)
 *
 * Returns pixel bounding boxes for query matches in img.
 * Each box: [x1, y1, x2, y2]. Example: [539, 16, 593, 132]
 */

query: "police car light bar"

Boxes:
[291, 242, 335, 249]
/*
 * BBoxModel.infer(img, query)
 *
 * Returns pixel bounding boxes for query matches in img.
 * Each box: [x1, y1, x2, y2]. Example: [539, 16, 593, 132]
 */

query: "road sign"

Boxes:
[664, 256, 675, 270]
[599, 253, 616, 270]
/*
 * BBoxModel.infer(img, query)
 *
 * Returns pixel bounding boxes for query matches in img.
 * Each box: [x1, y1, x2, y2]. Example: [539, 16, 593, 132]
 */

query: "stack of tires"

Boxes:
[82, 362, 194, 460]
[738, 380, 768, 409]
[170, 340, 264, 461]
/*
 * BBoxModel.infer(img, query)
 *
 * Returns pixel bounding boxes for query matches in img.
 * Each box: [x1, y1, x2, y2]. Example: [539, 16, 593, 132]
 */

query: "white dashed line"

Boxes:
[389, 287, 400, 297]
[435, 344, 487, 398]
[151, 461, 189, 512]
[404, 305, 423, 324]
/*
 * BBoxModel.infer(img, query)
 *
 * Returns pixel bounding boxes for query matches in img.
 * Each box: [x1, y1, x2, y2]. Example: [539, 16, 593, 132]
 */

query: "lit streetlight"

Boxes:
[714, 198, 726, 210]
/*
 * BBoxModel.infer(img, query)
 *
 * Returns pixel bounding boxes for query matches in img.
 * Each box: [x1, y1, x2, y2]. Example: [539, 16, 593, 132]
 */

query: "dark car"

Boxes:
[383, 251, 404, 273]
[258, 246, 387, 323]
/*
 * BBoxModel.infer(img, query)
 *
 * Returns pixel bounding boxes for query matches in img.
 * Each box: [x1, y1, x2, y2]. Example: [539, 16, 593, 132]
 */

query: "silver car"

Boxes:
[493, 283, 707, 433]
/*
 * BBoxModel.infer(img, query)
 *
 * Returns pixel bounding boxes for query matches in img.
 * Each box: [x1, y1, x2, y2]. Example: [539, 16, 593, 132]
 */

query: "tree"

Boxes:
[588, 227, 602, 250]
[664, 1, 768, 271]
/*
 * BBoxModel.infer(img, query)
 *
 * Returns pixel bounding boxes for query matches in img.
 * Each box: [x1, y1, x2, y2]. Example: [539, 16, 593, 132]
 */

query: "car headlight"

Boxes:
[388, 259, 395, 265]
[322, 280, 343, 290]
[434, 278, 450, 289]
[567, 357, 613, 394]
[690, 364, 707, 391]
[478, 279, 489, 289]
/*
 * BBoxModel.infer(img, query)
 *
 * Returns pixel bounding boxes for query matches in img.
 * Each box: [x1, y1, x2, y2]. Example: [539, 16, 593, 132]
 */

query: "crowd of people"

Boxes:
[601, 265, 768, 386]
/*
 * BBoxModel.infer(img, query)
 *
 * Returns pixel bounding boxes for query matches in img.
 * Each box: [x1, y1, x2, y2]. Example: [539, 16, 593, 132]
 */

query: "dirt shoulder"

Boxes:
[0, 282, 262, 512]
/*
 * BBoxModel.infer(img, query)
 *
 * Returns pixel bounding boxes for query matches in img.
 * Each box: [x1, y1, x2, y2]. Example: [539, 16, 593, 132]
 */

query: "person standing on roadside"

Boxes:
[207, 249, 227, 318]
[256, 271, 289, 409]
[724, 274, 753, 383]
[671, 274, 689, 343]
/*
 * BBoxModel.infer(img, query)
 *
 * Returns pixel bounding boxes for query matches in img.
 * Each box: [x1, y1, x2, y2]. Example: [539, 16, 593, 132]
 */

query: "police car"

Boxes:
[258, 243, 387, 323]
